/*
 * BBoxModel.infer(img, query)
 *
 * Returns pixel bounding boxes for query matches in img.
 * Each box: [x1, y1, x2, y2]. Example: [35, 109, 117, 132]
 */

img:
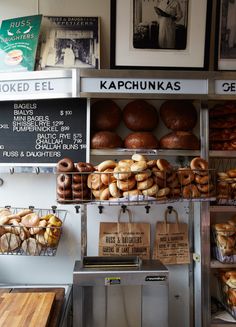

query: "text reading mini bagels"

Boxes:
[5, 49, 23, 66]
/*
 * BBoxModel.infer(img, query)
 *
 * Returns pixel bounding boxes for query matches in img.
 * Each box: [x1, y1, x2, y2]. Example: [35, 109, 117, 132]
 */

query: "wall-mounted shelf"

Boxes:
[1, 69, 236, 101]
[210, 260, 236, 269]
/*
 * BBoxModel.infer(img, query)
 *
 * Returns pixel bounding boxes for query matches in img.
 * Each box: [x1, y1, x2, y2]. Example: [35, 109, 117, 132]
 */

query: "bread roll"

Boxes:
[123, 100, 158, 131]
[91, 131, 123, 149]
[91, 99, 122, 131]
[160, 131, 200, 150]
[209, 102, 236, 118]
[160, 100, 197, 131]
[124, 132, 159, 149]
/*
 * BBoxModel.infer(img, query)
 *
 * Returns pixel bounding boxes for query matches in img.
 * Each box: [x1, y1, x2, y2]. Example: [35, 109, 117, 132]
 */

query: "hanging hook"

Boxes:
[121, 205, 127, 213]
[35, 167, 40, 174]
[75, 205, 80, 214]
[98, 205, 103, 214]
[51, 205, 57, 213]
[167, 205, 173, 214]
[10, 167, 14, 174]
[145, 205, 150, 214]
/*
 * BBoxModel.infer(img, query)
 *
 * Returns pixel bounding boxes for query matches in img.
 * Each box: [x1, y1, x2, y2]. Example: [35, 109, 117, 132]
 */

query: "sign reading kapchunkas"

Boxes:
[81, 78, 208, 94]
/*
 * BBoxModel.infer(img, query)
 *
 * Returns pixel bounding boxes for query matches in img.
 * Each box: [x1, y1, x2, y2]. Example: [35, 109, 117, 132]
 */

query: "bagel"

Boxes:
[109, 182, 122, 198]
[156, 159, 172, 172]
[97, 160, 117, 172]
[137, 177, 154, 190]
[113, 165, 132, 180]
[117, 177, 136, 191]
[135, 169, 152, 182]
[130, 160, 148, 173]
[142, 184, 159, 197]
[190, 157, 208, 175]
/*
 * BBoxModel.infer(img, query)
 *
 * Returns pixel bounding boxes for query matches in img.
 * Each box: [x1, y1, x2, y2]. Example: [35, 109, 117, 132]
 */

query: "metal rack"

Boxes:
[1, 69, 236, 326]
[0, 206, 67, 256]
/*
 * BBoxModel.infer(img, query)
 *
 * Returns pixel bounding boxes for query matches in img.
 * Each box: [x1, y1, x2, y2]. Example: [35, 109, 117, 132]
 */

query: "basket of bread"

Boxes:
[0, 206, 66, 256]
[216, 168, 236, 205]
[209, 102, 236, 151]
[211, 216, 236, 263]
[218, 270, 236, 319]
[56, 155, 215, 204]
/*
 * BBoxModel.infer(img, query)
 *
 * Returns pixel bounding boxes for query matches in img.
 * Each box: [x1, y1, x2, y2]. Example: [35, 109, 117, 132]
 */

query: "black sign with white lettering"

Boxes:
[0, 98, 87, 164]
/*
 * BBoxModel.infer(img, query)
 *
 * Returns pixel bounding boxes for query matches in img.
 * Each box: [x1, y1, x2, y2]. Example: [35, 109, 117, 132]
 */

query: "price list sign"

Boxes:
[0, 98, 87, 164]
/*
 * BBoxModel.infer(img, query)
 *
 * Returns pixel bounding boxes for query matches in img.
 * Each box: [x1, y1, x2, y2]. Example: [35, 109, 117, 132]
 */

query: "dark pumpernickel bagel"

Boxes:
[160, 100, 197, 131]
[124, 132, 159, 149]
[91, 99, 122, 131]
[91, 131, 123, 149]
[160, 131, 200, 150]
[123, 100, 158, 131]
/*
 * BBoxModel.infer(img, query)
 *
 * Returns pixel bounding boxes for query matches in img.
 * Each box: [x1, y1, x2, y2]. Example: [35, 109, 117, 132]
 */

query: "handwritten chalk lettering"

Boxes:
[34, 81, 54, 91]
[37, 133, 57, 139]
[100, 80, 181, 91]
[52, 121, 64, 127]
[62, 144, 79, 150]
[25, 151, 61, 157]
[59, 133, 71, 139]
[61, 126, 70, 132]
[14, 110, 34, 115]
[0, 124, 9, 129]
[3, 151, 19, 157]
[14, 103, 37, 110]
[0, 82, 29, 93]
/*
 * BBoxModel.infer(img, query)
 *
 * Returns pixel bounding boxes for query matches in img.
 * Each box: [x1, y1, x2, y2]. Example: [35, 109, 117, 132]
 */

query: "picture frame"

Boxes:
[110, 0, 212, 70]
[38, 16, 100, 70]
[215, 0, 236, 71]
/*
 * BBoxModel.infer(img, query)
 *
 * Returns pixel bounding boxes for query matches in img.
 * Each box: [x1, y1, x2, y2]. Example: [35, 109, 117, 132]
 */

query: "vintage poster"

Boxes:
[0, 14, 42, 72]
[38, 16, 100, 69]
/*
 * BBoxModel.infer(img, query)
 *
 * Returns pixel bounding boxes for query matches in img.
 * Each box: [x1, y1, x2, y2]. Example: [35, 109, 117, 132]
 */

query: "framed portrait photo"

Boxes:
[110, 0, 212, 70]
[215, 0, 236, 70]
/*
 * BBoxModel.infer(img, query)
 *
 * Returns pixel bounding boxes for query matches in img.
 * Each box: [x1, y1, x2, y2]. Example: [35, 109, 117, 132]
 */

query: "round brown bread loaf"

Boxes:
[91, 131, 123, 149]
[123, 100, 158, 131]
[91, 99, 122, 131]
[160, 131, 200, 150]
[124, 132, 159, 149]
[160, 100, 197, 131]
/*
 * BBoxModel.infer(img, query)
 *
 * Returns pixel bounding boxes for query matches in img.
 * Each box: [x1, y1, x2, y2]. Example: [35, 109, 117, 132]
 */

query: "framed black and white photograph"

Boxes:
[216, 0, 236, 70]
[38, 16, 100, 70]
[110, 0, 212, 69]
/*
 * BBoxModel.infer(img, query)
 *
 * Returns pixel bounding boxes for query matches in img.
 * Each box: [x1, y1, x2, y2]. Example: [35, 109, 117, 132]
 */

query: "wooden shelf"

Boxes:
[211, 260, 236, 269]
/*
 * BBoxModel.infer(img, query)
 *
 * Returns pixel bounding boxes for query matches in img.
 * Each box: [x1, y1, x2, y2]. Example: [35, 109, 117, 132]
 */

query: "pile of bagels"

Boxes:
[212, 215, 236, 259]
[217, 168, 236, 202]
[0, 208, 62, 255]
[219, 270, 236, 311]
[56, 155, 214, 202]
[209, 102, 236, 150]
